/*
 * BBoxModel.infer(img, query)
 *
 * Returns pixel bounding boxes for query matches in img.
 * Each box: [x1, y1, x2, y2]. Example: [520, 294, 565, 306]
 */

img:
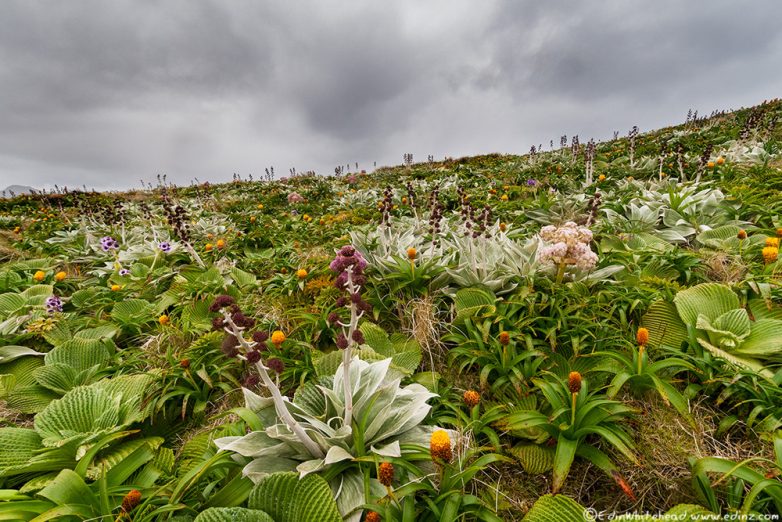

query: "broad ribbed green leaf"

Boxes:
[34, 386, 121, 446]
[736, 319, 782, 356]
[674, 283, 739, 325]
[195, 507, 273, 522]
[453, 286, 497, 323]
[0, 428, 42, 471]
[4, 384, 59, 413]
[522, 494, 593, 521]
[508, 444, 555, 474]
[640, 300, 688, 349]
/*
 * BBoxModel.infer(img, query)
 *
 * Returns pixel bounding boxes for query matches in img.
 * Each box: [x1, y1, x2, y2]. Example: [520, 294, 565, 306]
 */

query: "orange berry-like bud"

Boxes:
[568, 371, 582, 394]
[737, 229, 747, 240]
[111, 284, 121, 292]
[716, 157, 725, 166]
[463, 389, 481, 408]
[54, 271, 67, 282]
[205, 243, 213, 251]
[378, 461, 394, 487]
[159, 315, 170, 326]
[33, 270, 46, 282]
[765, 237, 780, 248]
[216, 239, 226, 249]
[498, 331, 510, 346]
[271, 330, 286, 345]
[121, 489, 142, 513]
[365, 512, 381, 522]
[407, 247, 417, 260]
[296, 268, 308, 279]
[636, 327, 649, 347]
[430, 429, 452, 463]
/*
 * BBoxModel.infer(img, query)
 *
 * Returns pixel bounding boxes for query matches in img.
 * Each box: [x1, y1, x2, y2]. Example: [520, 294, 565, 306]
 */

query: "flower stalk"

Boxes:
[222, 311, 324, 458]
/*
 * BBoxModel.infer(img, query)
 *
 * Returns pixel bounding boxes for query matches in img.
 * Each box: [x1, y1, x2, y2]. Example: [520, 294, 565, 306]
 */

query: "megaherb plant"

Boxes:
[501, 371, 637, 495]
[642, 283, 782, 375]
[211, 248, 447, 521]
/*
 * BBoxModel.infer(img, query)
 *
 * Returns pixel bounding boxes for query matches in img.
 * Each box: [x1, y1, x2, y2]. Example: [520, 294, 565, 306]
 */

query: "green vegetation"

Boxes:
[1, 99, 782, 520]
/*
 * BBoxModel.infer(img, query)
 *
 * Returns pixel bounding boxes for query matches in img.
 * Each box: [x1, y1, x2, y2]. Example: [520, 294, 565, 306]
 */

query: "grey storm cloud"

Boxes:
[0, 1, 781, 190]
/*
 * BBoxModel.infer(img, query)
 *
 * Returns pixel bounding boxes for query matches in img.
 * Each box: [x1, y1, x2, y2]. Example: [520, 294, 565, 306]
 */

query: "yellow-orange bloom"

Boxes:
[500, 194, 509, 201]
[111, 284, 121, 292]
[598, 174, 606, 182]
[13, 226, 20, 234]
[716, 157, 725, 166]
[205, 243, 213, 251]
[54, 271, 67, 282]
[296, 268, 308, 279]
[271, 330, 286, 345]
[763, 246, 779, 264]
[765, 237, 780, 248]
[121, 489, 142, 513]
[499, 222, 507, 232]
[365, 512, 381, 522]
[707, 161, 715, 168]
[378, 461, 394, 487]
[463, 390, 481, 408]
[430, 429, 452, 463]
[33, 271, 45, 282]
[159, 315, 170, 326]
[737, 229, 747, 240]
[250, 216, 257, 223]
[636, 327, 649, 347]
[498, 331, 510, 346]
[777, 228, 782, 238]
[407, 247, 417, 260]
[216, 239, 226, 249]
[257, 204, 264, 210]
[568, 371, 582, 394]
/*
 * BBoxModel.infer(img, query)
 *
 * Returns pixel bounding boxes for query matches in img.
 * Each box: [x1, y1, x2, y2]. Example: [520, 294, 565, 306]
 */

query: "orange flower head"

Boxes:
[378, 461, 394, 487]
[737, 229, 747, 240]
[568, 371, 582, 394]
[33, 270, 45, 282]
[499, 222, 507, 232]
[205, 243, 213, 252]
[121, 489, 142, 513]
[763, 246, 779, 264]
[430, 429, 452, 463]
[257, 204, 264, 210]
[707, 161, 715, 169]
[216, 239, 226, 249]
[13, 226, 20, 234]
[498, 331, 510, 346]
[365, 512, 381, 522]
[463, 389, 481, 408]
[296, 268, 308, 280]
[598, 174, 606, 182]
[111, 284, 121, 292]
[636, 327, 649, 347]
[765, 237, 780, 248]
[179, 359, 190, 369]
[777, 228, 782, 238]
[271, 330, 286, 345]
[401, 197, 408, 205]
[54, 271, 67, 282]
[407, 247, 417, 260]
[250, 216, 257, 223]
[500, 194, 509, 201]
[158, 315, 170, 326]
[716, 157, 725, 166]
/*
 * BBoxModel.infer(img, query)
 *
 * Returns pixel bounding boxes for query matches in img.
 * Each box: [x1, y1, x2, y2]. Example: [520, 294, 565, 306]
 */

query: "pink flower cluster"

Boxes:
[287, 192, 305, 204]
[538, 222, 598, 271]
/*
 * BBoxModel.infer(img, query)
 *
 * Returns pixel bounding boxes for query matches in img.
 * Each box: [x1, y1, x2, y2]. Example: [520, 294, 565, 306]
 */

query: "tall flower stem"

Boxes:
[342, 268, 360, 428]
[223, 312, 324, 458]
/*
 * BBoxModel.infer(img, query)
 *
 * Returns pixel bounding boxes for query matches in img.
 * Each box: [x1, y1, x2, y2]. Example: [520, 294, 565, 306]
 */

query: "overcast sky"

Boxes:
[1, 1, 781, 191]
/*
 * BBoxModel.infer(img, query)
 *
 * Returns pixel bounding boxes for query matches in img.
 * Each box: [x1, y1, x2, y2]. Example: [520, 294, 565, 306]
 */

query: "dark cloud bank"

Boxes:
[0, 1, 781, 190]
